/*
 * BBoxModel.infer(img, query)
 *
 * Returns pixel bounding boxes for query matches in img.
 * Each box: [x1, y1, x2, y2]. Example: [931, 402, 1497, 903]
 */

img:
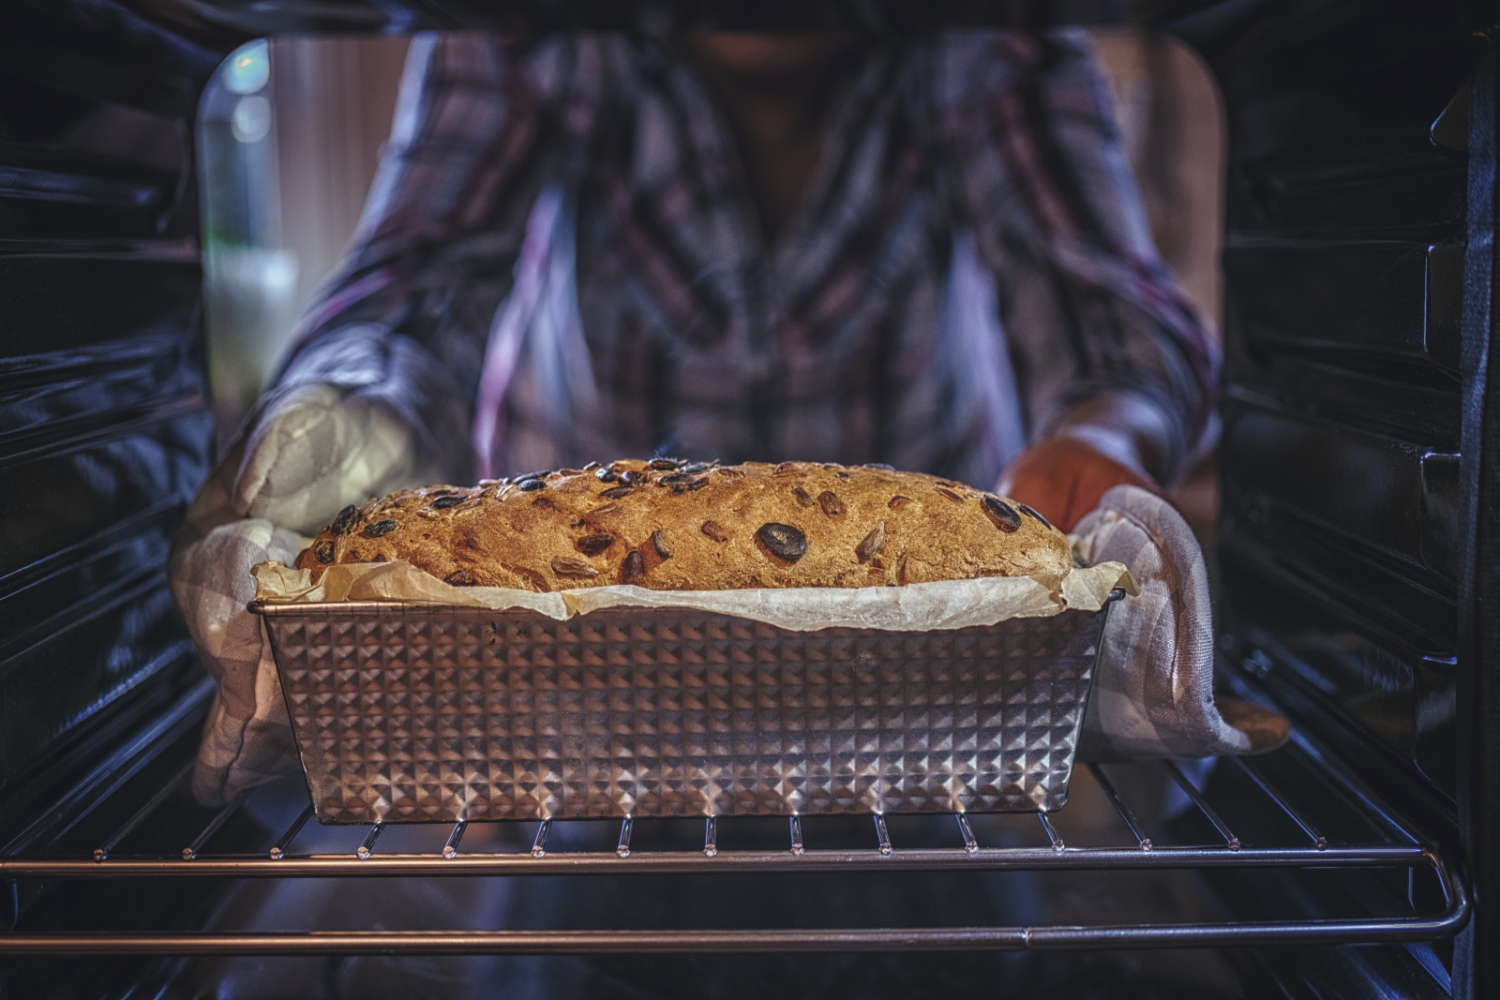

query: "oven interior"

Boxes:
[0, 0, 1496, 997]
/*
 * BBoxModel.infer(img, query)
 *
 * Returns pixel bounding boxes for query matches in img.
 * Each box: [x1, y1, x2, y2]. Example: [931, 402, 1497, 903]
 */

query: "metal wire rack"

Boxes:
[0, 685, 1470, 955]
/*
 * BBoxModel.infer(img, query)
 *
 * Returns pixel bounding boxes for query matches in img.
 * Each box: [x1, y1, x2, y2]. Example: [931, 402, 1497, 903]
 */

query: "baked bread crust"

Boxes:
[294, 459, 1070, 592]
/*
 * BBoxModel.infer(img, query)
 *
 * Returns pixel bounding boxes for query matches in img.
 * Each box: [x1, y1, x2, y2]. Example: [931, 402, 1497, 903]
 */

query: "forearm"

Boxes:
[1045, 391, 1176, 487]
[943, 31, 1218, 491]
[997, 393, 1172, 532]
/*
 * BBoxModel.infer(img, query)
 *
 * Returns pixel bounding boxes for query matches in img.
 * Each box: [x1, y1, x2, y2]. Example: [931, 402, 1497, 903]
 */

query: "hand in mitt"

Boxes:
[169, 383, 429, 805]
[1073, 484, 1288, 760]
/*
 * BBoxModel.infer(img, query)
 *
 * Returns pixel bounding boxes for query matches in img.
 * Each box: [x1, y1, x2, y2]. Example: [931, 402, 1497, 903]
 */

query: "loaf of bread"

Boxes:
[294, 459, 1071, 592]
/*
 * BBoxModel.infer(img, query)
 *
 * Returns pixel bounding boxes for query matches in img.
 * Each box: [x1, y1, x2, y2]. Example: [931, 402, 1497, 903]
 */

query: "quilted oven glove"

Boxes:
[169, 382, 434, 806]
[1072, 484, 1289, 760]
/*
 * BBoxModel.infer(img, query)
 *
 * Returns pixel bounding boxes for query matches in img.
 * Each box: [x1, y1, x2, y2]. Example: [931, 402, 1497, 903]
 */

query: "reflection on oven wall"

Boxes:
[1213, 0, 1470, 810]
[0, 0, 217, 807]
[198, 36, 410, 445]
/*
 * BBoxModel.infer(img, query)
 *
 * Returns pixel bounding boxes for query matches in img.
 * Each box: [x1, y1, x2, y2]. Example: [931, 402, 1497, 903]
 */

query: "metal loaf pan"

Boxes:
[254, 595, 1118, 824]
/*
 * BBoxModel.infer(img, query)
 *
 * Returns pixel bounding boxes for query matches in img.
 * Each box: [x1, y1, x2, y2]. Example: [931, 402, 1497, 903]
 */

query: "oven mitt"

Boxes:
[169, 381, 431, 806]
[1072, 484, 1289, 760]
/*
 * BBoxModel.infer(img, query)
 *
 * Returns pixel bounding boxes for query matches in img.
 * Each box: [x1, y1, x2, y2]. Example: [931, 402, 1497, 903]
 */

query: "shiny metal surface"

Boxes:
[703, 815, 717, 856]
[0, 750, 1470, 954]
[441, 819, 467, 859]
[0, 844, 1449, 879]
[1165, 760, 1239, 851]
[0, 0, 215, 854]
[1086, 762, 1150, 850]
[91, 759, 193, 862]
[254, 599, 1114, 823]
[1209, 0, 1469, 828]
[0, 911, 1472, 956]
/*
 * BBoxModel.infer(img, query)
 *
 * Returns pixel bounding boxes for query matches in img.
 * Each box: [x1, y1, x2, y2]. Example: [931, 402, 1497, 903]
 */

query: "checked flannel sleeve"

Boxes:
[940, 29, 1220, 484]
[271, 32, 588, 485]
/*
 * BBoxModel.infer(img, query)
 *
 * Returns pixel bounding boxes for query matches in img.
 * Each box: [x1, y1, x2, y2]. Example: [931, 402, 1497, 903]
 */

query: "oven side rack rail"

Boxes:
[0, 748, 1472, 954]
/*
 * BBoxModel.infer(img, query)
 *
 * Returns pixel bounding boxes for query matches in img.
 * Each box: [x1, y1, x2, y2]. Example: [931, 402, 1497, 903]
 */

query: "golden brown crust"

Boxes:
[294, 460, 1071, 593]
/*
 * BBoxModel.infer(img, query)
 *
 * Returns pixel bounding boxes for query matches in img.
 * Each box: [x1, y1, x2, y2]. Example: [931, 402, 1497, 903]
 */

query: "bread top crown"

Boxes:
[294, 459, 1071, 593]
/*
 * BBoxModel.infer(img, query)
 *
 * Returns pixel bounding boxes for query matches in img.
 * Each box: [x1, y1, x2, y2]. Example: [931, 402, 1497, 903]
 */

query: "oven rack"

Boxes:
[0, 688, 1469, 956]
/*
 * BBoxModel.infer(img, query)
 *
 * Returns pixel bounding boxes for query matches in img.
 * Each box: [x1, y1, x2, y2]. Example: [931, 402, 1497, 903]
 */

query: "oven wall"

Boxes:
[1176, 0, 1491, 994]
[0, 0, 220, 915]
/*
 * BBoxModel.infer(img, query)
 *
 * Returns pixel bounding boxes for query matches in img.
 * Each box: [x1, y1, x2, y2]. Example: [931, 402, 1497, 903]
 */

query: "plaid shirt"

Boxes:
[279, 30, 1217, 491]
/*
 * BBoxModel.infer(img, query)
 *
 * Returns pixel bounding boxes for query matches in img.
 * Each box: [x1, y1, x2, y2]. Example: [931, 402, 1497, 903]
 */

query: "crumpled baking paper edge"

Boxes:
[250, 555, 1136, 634]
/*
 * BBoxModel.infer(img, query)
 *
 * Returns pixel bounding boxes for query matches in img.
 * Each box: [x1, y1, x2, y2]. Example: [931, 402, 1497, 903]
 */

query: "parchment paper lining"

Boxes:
[250, 556, 1136, 633]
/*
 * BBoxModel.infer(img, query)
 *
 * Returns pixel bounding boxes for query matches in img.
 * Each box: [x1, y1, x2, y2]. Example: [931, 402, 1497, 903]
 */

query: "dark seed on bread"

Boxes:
[331, 505, 359, 535]
[576, 534, 614, 556]
[757, 523, 807, 562]
[621, 550, 646, 584]
[981, 495, 1022, 533]
[551, 557, 599, 578]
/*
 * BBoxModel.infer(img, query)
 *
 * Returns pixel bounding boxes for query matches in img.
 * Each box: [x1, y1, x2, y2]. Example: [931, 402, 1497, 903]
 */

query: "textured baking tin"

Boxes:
[253, 596, 1118, 824]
